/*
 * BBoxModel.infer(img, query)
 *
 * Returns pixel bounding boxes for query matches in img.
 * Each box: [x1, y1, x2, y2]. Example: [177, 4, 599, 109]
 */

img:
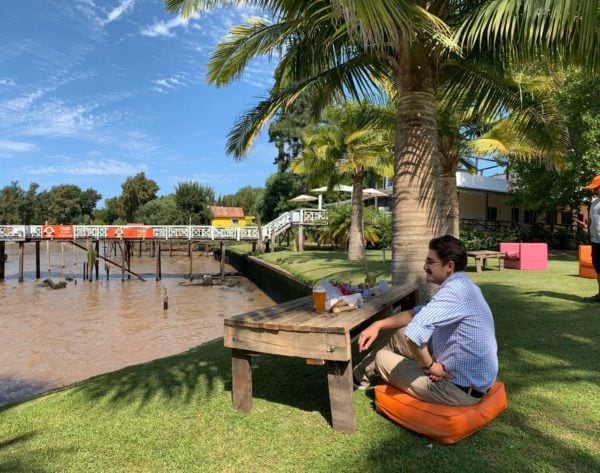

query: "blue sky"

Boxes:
[0, 0, 278, 205]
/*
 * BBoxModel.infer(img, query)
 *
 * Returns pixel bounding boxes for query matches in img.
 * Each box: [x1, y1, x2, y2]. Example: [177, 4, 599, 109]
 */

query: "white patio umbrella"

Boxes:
[362, 188, 388, 198]
[309, 185, 353, 209]
[288, 194, 318, 203]
[362, 188, 389, 210]
[309, 185, 353, 193]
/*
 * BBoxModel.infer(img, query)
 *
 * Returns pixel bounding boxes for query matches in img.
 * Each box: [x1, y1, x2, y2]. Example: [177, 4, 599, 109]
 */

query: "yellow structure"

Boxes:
[210, 206, 254, 227]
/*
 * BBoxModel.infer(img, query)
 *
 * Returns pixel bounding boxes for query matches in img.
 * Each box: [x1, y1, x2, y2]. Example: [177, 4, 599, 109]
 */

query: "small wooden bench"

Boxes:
[223, 283, 418, 433]
[467, 250, 505, 273]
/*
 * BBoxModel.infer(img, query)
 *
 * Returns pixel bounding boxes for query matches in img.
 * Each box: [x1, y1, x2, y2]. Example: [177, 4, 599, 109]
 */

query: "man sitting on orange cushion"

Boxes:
[353, 235, 498, 406]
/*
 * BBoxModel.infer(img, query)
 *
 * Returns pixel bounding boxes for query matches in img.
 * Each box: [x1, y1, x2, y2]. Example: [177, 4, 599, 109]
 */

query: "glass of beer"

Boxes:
[312, 285, 327, 314]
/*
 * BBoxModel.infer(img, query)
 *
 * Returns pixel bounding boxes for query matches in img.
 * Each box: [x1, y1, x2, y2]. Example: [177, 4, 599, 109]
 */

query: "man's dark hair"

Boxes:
[429, 235, 467, 271]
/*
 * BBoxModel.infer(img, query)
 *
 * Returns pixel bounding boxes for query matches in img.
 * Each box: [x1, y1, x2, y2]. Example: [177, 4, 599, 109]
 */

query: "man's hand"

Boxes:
[425, 362, 452, 382]
[358, 323, 380, 352]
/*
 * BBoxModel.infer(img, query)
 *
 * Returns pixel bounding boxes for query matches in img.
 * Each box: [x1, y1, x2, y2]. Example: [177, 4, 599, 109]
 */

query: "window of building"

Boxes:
[232, 219, 239, 225]
[486, 207, 498, 221]
[511, 207, 520, 223]
[561, 211, 573, 225]
[545, 211, 557, 225]
[524, 210, 537, 224]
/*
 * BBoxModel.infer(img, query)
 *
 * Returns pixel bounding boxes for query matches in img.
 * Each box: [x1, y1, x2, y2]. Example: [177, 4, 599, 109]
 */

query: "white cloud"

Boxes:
[23, 158, 146, 176]
[105, 0, 136, 24]
[0, 140, 36, 153]
[141, 12, 199, 37]
[22, 101, 100, 137]
[0, 78, 16, 87]
[150, 74, 189, 93]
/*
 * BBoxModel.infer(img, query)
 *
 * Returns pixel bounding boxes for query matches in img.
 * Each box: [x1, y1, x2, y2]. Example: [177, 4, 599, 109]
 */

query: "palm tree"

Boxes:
[165, 0, 599, 297]
[291, 101, 393, 261]
[437, 68, 568, 235]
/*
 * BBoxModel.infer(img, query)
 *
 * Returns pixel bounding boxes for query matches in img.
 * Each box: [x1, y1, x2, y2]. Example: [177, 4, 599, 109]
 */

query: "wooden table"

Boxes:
[223, 283, 418, 433]
[467, 250, 505, 272]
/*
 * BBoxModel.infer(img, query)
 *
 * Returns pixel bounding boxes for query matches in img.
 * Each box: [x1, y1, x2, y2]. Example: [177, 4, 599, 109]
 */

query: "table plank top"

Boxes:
[224, 283, 418, 334]
[467, 250, 505, 257]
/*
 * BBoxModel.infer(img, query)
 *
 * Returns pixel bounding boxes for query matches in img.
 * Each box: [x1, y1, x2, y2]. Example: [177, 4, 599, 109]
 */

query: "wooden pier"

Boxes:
[0, 210, 327, 282]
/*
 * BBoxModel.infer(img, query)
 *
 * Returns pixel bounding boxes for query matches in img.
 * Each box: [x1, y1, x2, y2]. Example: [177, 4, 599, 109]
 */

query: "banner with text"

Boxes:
[107, 227, 154, 239]
[41, 225, 74, 239]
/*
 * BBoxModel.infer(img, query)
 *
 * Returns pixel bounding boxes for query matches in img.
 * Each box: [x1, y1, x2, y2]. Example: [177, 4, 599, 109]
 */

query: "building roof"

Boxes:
[210, 206, 245, 218]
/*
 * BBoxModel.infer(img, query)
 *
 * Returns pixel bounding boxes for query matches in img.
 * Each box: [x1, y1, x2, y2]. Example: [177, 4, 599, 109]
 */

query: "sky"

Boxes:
[0, 0, 278, 205]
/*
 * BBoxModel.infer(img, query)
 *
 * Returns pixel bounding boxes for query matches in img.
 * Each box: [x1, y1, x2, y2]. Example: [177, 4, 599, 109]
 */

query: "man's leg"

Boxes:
[375, 349, 478, 406]
[353, 327, 407, 388]
[371, 328, 479, 406]
[585, 243, 600, 301]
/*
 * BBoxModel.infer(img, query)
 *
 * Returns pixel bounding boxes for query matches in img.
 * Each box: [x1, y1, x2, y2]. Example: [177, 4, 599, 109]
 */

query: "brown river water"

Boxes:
[0, 241, 274, 407]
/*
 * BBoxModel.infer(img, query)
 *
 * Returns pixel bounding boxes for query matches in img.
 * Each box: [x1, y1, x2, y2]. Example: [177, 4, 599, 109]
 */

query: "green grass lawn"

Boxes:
[1, 250, 599, 472]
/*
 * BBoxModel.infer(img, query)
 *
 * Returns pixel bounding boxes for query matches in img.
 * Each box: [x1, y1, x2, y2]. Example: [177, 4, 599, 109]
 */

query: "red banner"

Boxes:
[107, 227, 153, 239]
[41, 225, 74, 239]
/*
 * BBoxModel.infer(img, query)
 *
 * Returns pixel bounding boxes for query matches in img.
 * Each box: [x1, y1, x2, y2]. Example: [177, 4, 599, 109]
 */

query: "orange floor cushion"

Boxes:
[579, 245, 596, 279]
[374, 381, 507, 444]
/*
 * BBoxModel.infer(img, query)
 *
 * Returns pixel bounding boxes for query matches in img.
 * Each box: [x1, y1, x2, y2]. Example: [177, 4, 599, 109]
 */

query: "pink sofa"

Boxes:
[499, 242, 548, 270]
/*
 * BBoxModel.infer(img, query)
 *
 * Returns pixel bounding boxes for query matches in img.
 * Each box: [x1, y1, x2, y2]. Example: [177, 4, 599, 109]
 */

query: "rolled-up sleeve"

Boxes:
[404, 318, 435, 347]
[404, 286, 465, 347]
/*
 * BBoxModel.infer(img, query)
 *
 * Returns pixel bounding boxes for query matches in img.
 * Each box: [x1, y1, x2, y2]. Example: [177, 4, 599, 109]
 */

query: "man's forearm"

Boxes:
[373, 309, 414, 331]
[406, 337, 433, 369]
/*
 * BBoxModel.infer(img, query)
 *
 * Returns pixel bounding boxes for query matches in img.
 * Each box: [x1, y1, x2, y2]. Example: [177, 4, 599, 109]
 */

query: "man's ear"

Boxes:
[446, 259, 455, 274]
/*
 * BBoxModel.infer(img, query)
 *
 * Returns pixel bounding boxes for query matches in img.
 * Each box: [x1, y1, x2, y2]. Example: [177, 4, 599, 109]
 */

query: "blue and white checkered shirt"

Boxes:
[404, 271, 498, 392]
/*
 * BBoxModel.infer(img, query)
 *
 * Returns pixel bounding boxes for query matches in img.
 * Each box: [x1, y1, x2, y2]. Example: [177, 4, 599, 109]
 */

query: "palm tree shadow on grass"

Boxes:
[74, 337, 333, 422]
[75, 338, 231, 408]
[0, 431, 71, 473]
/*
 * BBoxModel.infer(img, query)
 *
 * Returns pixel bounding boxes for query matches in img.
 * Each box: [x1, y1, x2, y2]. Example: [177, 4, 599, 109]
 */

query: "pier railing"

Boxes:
[0, 209, 328, 242]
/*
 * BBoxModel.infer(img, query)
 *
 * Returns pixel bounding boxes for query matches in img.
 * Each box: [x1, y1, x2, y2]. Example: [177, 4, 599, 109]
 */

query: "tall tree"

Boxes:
[0, 182, 27, 224]
[256, 172, 305, 222]
[135, 195, 180, 225]
[174, 181, 215, 224]
[217, 186, 263, 215]
[36, 184, 101, 224]
[120, 172, 159, 222]
[268, 95, 313, 172]
[292, 101, 393, 261]
[166, 0, 599, 296]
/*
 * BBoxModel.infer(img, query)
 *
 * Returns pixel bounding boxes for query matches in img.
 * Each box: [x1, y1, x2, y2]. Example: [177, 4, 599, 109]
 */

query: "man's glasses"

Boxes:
[424, 258, 442, 266]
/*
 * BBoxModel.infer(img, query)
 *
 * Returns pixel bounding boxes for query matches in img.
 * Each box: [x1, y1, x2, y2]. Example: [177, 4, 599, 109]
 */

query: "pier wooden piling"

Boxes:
[35, 241, 41, 279]
[155, 241, 162, 281]
[0, 241, 5, 280]
[18, 242, 24, 282]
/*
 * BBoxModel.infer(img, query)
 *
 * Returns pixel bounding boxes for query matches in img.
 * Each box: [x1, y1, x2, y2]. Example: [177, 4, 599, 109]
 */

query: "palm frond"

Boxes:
[331, 0, 458, 55]
[208, 18, 293, 86]
[458, 0, 600, 70]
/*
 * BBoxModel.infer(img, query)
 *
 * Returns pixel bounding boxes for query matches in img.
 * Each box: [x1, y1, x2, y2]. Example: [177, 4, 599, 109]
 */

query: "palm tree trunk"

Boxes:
[391, 46, 442, 301]
[347, 171, 365, 261]
[440, 163, 460, 237]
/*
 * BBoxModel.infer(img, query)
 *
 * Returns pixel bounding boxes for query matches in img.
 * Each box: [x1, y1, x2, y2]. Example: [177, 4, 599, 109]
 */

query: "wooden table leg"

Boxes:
[232, 349, 253, 413]
[326, 360, 356, 433]
[499, 257, 504, 270]
[475, 257, 482, 273]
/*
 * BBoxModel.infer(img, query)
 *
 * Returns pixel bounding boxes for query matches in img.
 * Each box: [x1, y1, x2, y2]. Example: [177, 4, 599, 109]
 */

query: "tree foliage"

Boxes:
[217, 186, 263, 215]
[0, 182, 100, 225]
[508, 70, 600, 215]
[174, 181, 215, 224]
[268, 95, 313, 172]
[256, 172, 305, 222]
[119, 172, 159, 222]
[135, 195, 180, 225]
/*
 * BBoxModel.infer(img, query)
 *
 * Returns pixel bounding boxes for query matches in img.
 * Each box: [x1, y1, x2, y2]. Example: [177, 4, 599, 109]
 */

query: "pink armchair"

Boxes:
[499, 242, 548, 270]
